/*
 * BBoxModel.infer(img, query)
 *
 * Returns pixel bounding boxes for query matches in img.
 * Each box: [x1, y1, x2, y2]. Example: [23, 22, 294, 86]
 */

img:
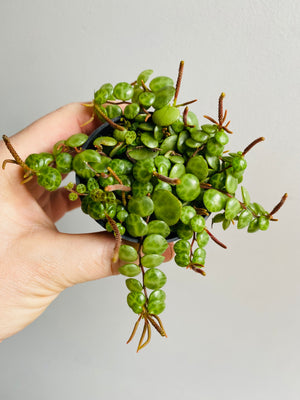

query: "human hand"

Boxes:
[0, 103, 174, 342]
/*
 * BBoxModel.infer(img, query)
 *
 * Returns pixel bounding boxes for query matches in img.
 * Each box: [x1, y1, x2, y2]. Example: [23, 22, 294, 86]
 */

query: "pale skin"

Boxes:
[0, 103, 173, 343]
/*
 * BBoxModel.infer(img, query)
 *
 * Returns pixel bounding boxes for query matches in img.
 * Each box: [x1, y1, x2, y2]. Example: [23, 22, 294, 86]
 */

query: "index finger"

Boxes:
[7, 102, 99, 158]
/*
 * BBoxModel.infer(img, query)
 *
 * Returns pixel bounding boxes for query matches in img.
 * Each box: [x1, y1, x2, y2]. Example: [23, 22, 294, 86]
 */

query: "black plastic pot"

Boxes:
[75, 118, 180, 243]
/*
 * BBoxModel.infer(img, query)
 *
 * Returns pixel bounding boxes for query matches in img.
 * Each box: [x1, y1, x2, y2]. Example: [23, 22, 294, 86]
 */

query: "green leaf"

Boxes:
[241, 186, 251, 206]
[222, 219, 231, 230]
[225, 197, 241, 220]
[247, 218, 260, 233]
[137, 69, 153, 86]
[237, 209, 252, 229]
[212, 213, 225, 224]
[225, 174, 238, 194]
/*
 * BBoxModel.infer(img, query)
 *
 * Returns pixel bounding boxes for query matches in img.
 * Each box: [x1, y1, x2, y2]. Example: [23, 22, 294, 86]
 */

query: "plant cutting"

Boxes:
[2, 61, 287, 352]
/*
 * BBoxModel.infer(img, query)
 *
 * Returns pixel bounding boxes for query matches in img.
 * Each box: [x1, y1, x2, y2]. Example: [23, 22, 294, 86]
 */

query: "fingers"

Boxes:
[8, 102, 100, 158]
[29, 230, 119, 290]
[41, 187, 82, 222]
[30, 229, 175, 292]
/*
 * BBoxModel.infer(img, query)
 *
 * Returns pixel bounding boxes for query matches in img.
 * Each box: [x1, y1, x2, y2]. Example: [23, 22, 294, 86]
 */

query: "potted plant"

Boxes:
[2, 61, 287, 352]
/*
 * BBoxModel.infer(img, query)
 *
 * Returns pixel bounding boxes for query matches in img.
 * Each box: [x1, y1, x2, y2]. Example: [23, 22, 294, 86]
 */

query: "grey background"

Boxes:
[0, 0, 299, 399]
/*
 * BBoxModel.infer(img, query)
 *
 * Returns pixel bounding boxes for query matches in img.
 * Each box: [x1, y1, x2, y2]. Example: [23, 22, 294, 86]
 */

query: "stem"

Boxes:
[173, 60, 184, 106]
[183, 106, 194, 127]
[205, 228, 227, 249]
[105, 214, 122, 263]
[148, 314, 167, 337]
[94, 104, 125, 131]
[242, 137, 265, 156]
[203, 115, 218, 125]
[190, 145, 204, 158]
[104, 184, 131, 192]
[137, 320, 151, 352]
[190, 264, 206, 276]
[214, 188, 260, 219]
[222, 109, 228, 125]
[218, 92, 225, 125]
[84, 162, 100, 177]
[140, 79, 149, 92]
[269, 193, 288, 217]
[107, 166, 127, 205]
[127, 314, 142, 344]
[153, 171, 181, 185]
[193, 206, 210, 216]
[200, 182, 212, 189]
[141, 106, 151, 121]
[2, 135, 31, 171]
[175, 99, 197, 108]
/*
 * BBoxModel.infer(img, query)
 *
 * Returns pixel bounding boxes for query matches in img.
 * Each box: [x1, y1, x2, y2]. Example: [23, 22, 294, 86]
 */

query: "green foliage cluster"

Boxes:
[2, 62, 286, 352]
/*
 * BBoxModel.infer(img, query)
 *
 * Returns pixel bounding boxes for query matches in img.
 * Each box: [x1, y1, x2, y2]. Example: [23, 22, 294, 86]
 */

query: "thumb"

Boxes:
[33, 230, 120, 290]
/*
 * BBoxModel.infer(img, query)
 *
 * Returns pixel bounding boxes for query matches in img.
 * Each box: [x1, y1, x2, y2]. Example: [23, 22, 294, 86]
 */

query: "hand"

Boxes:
[0, 103, 174, 342]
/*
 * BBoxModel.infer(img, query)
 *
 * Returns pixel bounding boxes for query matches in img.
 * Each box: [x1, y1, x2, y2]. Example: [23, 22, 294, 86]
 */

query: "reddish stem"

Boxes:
[205, 228, 227, 249]
[174, 60, 184, 105]
[269, 193, 288, 217]
[242, 137, 265, 156]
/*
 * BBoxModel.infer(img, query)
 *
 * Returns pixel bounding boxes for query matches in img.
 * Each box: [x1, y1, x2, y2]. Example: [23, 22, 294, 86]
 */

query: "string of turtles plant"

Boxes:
[2, 61, 287, 352]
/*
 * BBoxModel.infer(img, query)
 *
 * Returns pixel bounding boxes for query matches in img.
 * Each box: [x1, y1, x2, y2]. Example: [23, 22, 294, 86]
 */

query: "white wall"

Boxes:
[0, 0, 299, 399]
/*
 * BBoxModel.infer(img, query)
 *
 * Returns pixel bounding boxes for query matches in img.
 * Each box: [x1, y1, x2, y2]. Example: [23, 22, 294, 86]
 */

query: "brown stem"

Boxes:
[126, 314, 142, 344]
[84, 162, 100, 177]
[242, 137, 265, 156]
[141, 106, 151, 121]
[137, 320, 151, 352]
[183, 106, 195, 128]
[153, 171, 181, 185]
[173, 60, 184, 106]
[140, 79, 149, 92]
[2, 159, 18, 169]
[200, 182, 212, 189]
[176, 99, 198, 107]
[148, 314, 167, 337]
[269, 193, 288, 217]
[126, 149, 137, 163]
[136, 320, 147, 352]
[107, 166, 127, 205]
[218, 92, 225, 125]
[104, 184, 131, 192]
[193, 206, 210, 216]
[223, 122, 233, 134]
[80, 114, 95, 128]
[190, 264, 206, 276]
[2, 135, 31, 171]
[190, 145, 204, 158]
[205, 228, 227, 249]
[105, 214, 122, 263]
[94, 104, 125, 131]
[147, 315, 162, 336]
[203, 115, 218, 125]
[222, 109, 228, 125]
